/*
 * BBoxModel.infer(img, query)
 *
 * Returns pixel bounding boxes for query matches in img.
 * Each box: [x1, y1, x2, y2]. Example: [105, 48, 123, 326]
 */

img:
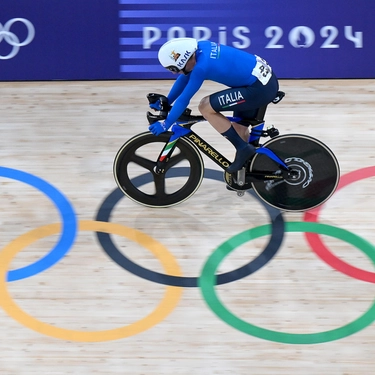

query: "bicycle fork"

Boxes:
[153, 126, 191, 174]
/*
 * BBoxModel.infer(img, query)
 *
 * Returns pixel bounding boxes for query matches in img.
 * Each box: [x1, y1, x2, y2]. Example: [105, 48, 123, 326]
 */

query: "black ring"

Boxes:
[95, 168, 284, 287]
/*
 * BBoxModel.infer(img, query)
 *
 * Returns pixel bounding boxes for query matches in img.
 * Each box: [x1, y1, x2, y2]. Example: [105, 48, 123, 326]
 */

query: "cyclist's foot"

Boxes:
[227, 145, 255, 173]
[226, 185, 236, 191]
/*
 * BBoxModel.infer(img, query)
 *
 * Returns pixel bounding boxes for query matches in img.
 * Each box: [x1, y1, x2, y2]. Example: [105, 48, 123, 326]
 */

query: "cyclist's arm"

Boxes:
[164, 68, 205, 128]
[167, 74, 190, 104]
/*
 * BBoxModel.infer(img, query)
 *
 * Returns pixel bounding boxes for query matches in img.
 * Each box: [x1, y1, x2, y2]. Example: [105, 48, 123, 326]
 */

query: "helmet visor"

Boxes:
[166, 65, 181, 73]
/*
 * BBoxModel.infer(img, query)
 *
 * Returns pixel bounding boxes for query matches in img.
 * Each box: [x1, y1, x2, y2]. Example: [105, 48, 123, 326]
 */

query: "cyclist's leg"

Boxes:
[199, 95, 255, 172]
[232, 108, 259, 144]
[228, 75, 278, 159]
[232, 123, 249, 142]
[198, 97, 231, 133]
[200, 73, 278, 127]
[199, 73, 278, 172]
[231, 74, 279, 134]
[199, 95, 259, 173]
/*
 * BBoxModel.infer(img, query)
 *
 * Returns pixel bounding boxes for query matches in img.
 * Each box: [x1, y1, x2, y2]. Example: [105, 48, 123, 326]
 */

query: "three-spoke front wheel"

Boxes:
[113, 132, 204, 207]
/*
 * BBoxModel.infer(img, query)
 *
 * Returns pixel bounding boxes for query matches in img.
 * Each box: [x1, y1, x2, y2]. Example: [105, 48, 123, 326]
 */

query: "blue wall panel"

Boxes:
[0, 0, 373, 80]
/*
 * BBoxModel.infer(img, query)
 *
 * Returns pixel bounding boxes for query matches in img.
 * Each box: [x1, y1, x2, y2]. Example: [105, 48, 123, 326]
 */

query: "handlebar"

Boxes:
[146, 93, 205, 125]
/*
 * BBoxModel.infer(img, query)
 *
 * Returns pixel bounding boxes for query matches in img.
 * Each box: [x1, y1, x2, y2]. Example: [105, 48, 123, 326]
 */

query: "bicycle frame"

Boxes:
[154, 119, 289, 181]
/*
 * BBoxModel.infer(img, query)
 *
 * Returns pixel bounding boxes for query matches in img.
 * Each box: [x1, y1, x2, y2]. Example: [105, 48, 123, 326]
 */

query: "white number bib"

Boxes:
[252, 55, 272, 85]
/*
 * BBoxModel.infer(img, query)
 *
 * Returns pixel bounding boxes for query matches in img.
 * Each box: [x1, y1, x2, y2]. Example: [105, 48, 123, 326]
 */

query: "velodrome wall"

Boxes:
[1, 0, 373, 81]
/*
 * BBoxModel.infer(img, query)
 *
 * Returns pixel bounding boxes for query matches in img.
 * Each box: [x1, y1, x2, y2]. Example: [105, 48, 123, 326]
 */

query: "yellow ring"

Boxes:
[0, 220, 183, 342]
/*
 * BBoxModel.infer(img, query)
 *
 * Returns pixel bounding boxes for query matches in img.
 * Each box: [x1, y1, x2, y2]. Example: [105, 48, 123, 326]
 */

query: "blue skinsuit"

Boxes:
[165, 40, 260, 128]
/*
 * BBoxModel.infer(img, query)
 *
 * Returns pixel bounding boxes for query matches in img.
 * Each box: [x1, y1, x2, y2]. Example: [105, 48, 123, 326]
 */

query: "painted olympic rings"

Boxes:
[95, 168, 285, 287]
[0, 167, 77, 282]
[304, 166, 375, 283]
[0, 18, 35, 60]
[0, 220, 182, 342]
[199, 221, 375, 344]
[2, 166, 375, 343]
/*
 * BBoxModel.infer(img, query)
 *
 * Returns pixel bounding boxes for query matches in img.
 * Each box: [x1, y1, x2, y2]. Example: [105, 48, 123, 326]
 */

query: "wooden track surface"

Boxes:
[0, 79, 375, 374]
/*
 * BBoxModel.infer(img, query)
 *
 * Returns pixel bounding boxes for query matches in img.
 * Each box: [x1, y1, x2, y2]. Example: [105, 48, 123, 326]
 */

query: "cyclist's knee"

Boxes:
[198, 96, 213, 115]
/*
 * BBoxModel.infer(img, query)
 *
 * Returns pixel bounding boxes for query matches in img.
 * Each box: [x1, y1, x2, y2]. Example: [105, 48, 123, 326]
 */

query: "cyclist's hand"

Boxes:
[149, 121, 168, 136]
[149, 99, 162, 111]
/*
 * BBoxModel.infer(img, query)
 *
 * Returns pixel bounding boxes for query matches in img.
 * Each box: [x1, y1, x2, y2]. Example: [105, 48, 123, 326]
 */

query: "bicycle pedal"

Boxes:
[236, 191, 245, 197]
[236, 168, 246, 186]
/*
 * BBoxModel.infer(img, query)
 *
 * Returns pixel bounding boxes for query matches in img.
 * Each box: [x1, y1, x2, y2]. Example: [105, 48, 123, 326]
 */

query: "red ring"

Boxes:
[303, 166, 375, 282]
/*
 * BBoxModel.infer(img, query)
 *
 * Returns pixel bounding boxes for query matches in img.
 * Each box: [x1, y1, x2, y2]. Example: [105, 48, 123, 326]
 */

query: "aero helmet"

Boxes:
[158, 38, 198, 73]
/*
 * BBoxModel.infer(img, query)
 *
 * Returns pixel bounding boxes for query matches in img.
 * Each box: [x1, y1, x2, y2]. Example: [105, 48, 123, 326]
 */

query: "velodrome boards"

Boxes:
[0, 79, 375, 374]
[1, 1, 374, 373]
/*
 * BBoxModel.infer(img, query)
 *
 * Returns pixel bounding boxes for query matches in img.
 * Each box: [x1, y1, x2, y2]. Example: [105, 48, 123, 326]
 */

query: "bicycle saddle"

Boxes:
[272, 91, 285, 104]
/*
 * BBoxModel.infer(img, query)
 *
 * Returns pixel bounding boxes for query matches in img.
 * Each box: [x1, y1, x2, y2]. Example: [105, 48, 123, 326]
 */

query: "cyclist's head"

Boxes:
[158, 38, 198, 74]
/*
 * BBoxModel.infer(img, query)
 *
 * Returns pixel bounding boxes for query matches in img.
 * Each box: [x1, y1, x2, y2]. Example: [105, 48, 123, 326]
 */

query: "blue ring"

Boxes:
[95, 168, 284, 287]
[1, 167, 77, 281]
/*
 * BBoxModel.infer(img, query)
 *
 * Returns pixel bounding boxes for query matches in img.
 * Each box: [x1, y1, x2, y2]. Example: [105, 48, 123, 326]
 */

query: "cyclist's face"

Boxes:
[180, 53, 196, 75]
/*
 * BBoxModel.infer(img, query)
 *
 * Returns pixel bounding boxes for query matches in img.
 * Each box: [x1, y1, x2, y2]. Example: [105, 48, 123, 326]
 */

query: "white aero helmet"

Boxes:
[158, 38, 198, 73]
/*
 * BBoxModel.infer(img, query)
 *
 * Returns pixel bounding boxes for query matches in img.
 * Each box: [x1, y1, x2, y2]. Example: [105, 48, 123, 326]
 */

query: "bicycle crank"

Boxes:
[223, 169, 252, 193]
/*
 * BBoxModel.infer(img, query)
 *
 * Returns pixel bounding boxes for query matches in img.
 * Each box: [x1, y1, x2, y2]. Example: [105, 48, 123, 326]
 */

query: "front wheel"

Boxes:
[113, 132, 204, 207]
[250, 134, 340, 211]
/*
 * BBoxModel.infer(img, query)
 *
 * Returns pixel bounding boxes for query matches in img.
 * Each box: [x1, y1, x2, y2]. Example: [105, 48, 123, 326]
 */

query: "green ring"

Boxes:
[199, 222, 375, 344]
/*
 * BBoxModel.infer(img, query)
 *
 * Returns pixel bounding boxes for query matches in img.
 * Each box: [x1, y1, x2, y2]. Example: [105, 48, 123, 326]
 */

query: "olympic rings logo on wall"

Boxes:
[1, 165, 375, 344]
[0, 18, 35, 60]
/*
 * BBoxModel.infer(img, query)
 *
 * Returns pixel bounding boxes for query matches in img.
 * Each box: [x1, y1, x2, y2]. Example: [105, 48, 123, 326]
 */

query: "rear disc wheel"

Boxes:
[250, 134, 340, 211]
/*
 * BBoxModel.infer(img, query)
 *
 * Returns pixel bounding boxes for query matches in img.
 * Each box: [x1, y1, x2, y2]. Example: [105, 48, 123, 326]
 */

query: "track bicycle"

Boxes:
[113, 92, 340, 211]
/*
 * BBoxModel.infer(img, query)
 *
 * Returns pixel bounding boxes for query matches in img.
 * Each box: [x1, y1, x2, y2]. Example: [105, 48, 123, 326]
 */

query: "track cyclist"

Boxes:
[148, 37, 280, 173]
